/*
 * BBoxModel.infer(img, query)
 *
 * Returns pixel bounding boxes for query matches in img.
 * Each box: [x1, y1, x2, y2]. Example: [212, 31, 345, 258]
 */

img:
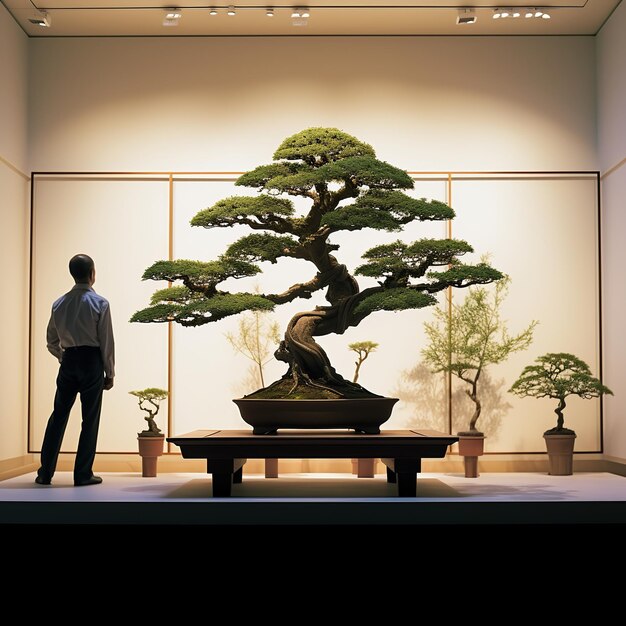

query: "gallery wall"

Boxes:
[28, 36, 596, 172]
[23, 33, 605, 456]
[597, 0, 626, 462]
[0, 4, 29, 463]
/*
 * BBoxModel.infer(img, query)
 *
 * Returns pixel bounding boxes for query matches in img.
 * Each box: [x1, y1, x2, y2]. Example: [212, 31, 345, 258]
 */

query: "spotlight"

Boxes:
[457, 9, 477, 25]
[209, 8, 218, 16]
[542, 12, 551, 19]
[163, 8, 182, 26]
[501, 11, 509, 18]
[535, 10, 543, 17]
[266, 8, 274, 17]
[28, 10, 51, 27]
[291, 7, 309, 25]
[525, 11, 534, 18]
[493, 11, 501, 19]
[512, 12, 520, 18]
[227, 6, 236, 16]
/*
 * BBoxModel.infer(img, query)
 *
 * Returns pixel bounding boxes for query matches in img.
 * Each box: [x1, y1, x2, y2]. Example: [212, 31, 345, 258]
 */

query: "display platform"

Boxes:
[168, 429, 458, 496]
[1, 472, 625, 526]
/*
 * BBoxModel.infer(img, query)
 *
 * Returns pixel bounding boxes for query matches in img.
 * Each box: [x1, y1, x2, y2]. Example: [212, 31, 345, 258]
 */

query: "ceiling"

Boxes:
[2, 0, 621, 36]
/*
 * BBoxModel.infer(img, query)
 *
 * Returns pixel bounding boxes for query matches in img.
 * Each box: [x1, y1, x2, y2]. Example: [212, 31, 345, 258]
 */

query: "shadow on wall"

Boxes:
[395, 362, 512, 439]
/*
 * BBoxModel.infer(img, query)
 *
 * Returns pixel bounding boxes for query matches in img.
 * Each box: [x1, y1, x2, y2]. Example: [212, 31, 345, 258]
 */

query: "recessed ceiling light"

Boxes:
[163, 9, 182, 27]
[227, 6, 236, 16]
[29, 11, 51, 27]
[209, 8, 218, 16]
[457, 9, 477, 25]
[266, 8, 274, 17]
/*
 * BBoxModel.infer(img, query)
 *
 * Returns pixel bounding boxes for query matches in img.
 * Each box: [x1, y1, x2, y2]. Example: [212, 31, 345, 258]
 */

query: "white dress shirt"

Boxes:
[46, 284, 115, 379]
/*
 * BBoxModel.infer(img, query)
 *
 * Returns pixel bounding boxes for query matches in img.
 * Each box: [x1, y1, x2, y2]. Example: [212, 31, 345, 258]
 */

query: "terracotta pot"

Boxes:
[233, 397, 398, 435]
[137, 435, 165, 477]
[458, 435, 486, 478]
[544, 433, 576, 476]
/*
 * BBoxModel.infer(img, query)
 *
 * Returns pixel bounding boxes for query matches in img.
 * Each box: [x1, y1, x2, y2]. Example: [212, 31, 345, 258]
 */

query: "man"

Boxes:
[36, 254, 115, 487]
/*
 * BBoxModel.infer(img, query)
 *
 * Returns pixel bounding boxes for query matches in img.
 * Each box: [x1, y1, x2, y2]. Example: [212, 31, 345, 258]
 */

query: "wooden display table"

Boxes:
[168, 429, 457, 497]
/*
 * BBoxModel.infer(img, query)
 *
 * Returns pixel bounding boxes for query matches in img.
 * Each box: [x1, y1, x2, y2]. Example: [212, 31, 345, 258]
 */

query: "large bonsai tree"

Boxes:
[509, 353, 612, 435]
[132, 128, 501, 398]
[422, 275, 536, 435]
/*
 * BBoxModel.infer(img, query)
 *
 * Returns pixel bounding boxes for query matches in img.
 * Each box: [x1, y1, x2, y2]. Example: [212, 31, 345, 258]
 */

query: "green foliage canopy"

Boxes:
[509, 353, 613, 401]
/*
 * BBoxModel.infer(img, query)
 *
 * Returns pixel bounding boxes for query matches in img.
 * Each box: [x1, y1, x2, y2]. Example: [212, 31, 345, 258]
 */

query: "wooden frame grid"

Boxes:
[27, 170, 603, 455]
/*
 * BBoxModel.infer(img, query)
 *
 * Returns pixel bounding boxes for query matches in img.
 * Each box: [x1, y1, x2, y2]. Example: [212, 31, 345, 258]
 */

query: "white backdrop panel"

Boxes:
[450, 177, 600, 452]
[30, 178, 169, 452]
[170, 178, 448, 433]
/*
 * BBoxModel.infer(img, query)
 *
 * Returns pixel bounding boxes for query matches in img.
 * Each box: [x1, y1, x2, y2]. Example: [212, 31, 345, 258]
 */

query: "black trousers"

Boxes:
[38, 346, 104, 483]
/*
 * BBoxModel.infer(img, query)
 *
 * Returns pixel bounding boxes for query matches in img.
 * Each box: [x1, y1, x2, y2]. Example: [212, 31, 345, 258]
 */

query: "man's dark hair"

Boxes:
[69, 254, 95, 282]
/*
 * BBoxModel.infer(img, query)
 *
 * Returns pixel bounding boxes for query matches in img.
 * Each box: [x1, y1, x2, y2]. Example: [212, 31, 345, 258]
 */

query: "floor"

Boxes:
[2, 471, 625, 525]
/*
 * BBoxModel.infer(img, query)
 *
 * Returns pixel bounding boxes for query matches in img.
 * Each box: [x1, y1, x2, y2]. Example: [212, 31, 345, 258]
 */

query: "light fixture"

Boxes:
[28, 10, 51, 27]
[457, 9, 477, 25]
[291, 7, 309, 25]
[495, 8, 549, 21]
[163, 8, 182, 26]
[525, 11, 534, 18]
[209, 8, 218, 16]
[227, 6, 236, 16]
[266, 8, 274, 17]
[512, 11, 521, 18]
[542, 12, 551, 19]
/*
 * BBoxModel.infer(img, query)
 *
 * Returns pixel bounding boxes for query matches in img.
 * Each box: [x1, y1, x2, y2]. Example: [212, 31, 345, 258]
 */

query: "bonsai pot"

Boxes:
[233, 397, 399, 435]
[544, 432, 576, 476]
[137, 435, 165, 477]
[457, 434, 485, 478]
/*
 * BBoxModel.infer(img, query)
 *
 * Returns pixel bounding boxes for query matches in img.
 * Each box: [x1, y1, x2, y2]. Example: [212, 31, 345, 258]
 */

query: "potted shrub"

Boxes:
[130, 388, 168, 477]
[348, 341, 379, 477]
[131, 128, 501, 434]
[509, 353, 612, 475]
[423, 275, 536, 477]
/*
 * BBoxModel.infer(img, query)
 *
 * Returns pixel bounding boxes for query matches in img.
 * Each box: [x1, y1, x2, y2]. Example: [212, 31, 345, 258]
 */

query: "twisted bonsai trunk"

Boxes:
[545, 397, 575, 435]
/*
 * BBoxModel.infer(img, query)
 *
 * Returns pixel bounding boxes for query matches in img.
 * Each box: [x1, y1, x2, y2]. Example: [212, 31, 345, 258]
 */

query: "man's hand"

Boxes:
[104, 377, 114, 391]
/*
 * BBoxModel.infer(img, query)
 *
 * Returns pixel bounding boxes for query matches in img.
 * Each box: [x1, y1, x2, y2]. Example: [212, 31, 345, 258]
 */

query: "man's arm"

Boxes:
[46, 311, 62, 362]
[97, 301, 115, 390]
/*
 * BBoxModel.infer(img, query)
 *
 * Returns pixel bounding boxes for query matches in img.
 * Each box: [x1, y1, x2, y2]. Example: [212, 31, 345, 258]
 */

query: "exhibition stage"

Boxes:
[1, 471, 625, 525]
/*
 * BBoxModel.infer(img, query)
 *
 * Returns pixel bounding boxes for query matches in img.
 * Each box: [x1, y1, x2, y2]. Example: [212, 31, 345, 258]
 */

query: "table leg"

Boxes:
[233, 466, 243, 484]
[212, 472, 232, 497]
[386, 467, 397, 483]
[397, 472, 416, 497]
[265, 458, 278, 478]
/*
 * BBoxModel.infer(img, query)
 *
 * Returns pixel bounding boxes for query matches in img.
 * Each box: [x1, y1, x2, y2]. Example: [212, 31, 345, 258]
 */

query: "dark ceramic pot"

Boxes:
[233, 397, 399, 435]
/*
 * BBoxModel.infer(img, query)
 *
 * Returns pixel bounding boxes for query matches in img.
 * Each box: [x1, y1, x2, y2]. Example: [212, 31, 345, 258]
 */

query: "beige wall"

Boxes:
[598, 0, 626, 461]
[28, 36, 596, 172]
[0, 4, 29, 462]
[23, 34, 605, 455]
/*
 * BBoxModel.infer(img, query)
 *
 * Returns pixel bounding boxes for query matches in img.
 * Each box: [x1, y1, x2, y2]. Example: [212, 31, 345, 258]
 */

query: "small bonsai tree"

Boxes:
[348, 341, 379, 383]
[422, 275, 536, 436]
[130, 388, 169, 437]
[132, 128, 502, 399]
[226, 309, 281, 389]
[509, 353, 613, 435]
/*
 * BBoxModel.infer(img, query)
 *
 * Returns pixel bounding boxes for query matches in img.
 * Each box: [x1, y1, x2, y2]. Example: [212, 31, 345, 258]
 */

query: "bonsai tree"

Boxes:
[349, 341, 379, 383]
[509, 353, 612, 435]
[422, 275, 536, 435]
[132, 128, 502, 398]
[130, 388, 169, 437]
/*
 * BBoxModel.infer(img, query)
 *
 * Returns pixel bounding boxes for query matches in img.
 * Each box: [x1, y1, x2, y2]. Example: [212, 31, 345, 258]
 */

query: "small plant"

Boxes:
[130, 388, 169, 437]
[422, 275, 536, 436]
[509, 353, 613, 435]
[226, 309, 281, 389]
[348, 341, 379, 383]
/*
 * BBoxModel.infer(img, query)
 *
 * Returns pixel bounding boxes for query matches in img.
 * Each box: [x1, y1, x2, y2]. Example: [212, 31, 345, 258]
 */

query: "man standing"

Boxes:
[36, 254, 115, 487]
